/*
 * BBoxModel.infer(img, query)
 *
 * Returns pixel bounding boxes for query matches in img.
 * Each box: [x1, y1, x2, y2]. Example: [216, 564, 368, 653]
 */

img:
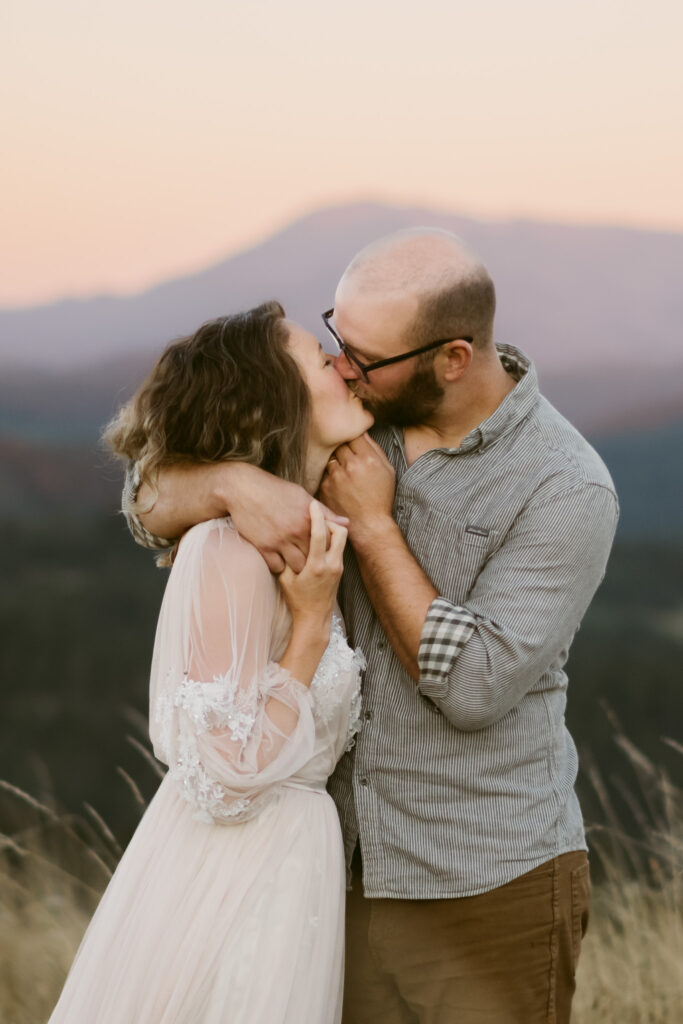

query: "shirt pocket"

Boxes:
[421, 510, 501, 602]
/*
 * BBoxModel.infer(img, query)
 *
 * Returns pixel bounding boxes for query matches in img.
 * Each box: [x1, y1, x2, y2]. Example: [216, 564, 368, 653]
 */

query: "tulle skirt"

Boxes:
[47, 775, 346, 1023]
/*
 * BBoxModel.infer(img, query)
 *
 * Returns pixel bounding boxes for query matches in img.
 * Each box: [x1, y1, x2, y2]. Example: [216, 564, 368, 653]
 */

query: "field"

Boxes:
[1, 740, 681, 1022]
[1, 520, 682, 1021]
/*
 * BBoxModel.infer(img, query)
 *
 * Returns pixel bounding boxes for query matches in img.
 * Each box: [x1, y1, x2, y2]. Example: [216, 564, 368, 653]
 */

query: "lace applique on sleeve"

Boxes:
[149, 521, 317, 824]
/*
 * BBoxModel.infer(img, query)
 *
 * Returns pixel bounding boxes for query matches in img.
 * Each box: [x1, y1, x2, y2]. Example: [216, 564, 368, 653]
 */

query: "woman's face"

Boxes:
[286, 322, 374, 449]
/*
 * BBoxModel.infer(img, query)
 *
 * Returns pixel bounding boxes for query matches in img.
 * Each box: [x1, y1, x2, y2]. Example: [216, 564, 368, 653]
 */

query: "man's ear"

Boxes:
[442, 340, 472, 381]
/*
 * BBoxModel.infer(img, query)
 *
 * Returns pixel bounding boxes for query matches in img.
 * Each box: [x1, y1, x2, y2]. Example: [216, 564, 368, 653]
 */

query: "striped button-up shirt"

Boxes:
[328, 345, 618, 897]
[123, 344, 618, 899]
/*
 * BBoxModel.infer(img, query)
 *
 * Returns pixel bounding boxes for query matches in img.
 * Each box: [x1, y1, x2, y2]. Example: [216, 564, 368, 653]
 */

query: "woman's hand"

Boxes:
[277, 501, 347, 687]
[319, 433, 396, 548]
[279, 500, 347, 631]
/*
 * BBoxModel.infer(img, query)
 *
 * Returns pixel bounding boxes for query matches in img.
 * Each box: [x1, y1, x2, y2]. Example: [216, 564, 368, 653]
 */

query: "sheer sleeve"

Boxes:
[148, 517, 317, 824]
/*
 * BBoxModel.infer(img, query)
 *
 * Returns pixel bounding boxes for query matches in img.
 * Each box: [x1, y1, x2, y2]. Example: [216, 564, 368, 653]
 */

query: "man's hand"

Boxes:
[226, 466, 347, 573]
[138, 461, 347, 574]
[319, 433, 396, 547]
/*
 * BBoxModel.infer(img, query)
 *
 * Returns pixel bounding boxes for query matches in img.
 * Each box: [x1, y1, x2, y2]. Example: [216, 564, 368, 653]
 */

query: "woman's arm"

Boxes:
[151, 504, 346, 823]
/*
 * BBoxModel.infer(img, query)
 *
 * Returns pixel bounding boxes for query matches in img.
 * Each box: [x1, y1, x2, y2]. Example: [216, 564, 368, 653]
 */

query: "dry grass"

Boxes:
[572, 737, 683, 1023]
[1, 741, 681, 1024]
[0, 781, 114, 1024]
[574, 875, 682, 1022]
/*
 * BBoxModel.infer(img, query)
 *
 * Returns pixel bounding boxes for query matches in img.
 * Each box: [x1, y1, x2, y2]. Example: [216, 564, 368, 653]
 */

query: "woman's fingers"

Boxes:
[327, 522, 348, 564]
[319, 502, 349, 527]
[307, 500, 328, 562]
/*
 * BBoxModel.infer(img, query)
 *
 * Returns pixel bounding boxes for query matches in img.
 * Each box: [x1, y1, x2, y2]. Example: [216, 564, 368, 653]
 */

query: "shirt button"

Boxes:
[377, 640, 386, 650]
[364, 710, 373, 721]
[359, 777, 370, 787]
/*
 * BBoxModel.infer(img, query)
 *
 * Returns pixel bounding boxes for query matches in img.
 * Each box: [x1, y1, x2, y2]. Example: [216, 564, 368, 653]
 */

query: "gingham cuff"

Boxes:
[122, 462, 176, 552]
[418, 597, 477, 696]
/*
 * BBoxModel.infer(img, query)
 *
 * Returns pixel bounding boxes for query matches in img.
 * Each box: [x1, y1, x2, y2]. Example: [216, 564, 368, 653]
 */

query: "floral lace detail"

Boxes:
[174, 674, 258, 744]
[310, 616, 365, 752]
[171, 744, 256, 825]
[155, 665, 295, 825]
[156, 616, 364, 824]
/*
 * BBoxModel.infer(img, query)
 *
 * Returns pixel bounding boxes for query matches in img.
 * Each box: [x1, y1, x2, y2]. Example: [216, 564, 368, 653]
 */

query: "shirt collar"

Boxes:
[389, 343, 538, 457]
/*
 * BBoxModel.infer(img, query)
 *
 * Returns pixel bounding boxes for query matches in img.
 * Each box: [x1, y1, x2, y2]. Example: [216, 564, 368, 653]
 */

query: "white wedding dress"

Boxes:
[48, 517, 364, 1024]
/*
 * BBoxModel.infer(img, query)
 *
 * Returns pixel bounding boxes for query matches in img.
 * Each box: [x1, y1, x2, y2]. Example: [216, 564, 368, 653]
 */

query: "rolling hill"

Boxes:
[1, 202, 681, 386]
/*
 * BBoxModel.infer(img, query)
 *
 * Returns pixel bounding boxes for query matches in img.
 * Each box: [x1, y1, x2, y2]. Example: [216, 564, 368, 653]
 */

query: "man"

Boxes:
[124, 230, 618, 1023]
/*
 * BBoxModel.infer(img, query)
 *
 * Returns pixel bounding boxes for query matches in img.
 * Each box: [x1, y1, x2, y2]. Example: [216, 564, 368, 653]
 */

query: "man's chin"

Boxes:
[349, 366, 443, 427]
[349, 385, 375, 410]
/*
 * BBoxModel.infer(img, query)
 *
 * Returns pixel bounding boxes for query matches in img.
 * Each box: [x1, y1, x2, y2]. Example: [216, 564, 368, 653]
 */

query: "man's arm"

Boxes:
[320, 436, 618, 731]
[124, 460, 347, 573]
[345, 516, 438, 680]
[412, 483, 618, 729]
[320, 434, 436, 676]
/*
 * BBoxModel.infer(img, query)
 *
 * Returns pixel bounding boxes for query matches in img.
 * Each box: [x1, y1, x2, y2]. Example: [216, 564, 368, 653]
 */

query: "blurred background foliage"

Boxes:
[2, 516, 681, 846]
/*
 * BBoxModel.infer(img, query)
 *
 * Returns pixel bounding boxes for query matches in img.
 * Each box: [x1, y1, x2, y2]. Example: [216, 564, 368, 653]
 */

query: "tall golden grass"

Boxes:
[0, 780, 112, 1024]
[1, 737, 681, 1024]
[573, 737, 683, 1022]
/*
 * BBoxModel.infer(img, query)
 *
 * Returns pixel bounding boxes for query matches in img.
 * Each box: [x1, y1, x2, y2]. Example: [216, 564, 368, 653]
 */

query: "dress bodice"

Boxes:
[284, 615, 364, 789]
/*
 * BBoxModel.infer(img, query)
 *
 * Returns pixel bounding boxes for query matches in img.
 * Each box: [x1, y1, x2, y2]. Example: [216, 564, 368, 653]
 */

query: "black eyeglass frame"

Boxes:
[321, 309, 472, 382]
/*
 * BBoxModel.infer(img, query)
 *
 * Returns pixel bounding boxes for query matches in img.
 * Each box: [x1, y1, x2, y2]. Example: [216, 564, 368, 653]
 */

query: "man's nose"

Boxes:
[334, 351, 360, 380]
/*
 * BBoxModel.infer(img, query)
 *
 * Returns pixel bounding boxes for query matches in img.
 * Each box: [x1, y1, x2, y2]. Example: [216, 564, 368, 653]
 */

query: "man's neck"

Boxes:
[403, 359, 517, 466]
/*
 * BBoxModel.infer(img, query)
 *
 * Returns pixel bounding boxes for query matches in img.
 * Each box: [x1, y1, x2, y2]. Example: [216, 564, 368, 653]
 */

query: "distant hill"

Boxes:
[1, 352, 682, 448]
[1, 201, 680, 539]
[0, 200, 681, 446]
[1, 202, 682, 387]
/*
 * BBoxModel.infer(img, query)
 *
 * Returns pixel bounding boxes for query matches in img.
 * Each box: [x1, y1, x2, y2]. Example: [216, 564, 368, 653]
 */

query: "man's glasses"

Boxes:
[321, 309, 472, 383]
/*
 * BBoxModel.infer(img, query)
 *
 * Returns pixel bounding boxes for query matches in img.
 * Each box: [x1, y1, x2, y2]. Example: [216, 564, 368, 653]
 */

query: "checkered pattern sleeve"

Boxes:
[417, 597, 477, 693]
[122, 462, 177, 552]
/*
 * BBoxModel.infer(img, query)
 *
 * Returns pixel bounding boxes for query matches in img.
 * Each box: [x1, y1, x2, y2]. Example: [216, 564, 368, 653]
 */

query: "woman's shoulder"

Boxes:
[175, 517, 275, 590]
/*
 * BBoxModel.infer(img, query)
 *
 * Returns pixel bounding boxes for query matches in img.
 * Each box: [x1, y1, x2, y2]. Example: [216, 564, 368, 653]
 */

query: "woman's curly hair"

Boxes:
[103, 300, 310, 517]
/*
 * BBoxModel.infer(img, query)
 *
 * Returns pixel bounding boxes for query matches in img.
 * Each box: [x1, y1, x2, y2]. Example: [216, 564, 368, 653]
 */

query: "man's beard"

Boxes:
[355, 360, 444, 427]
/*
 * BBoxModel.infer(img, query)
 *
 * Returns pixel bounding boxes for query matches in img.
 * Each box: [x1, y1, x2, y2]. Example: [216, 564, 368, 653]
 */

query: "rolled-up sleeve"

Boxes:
[417, 482, 619, 731]
[417, 599, 476, 679]
[122, 462, 177, 552]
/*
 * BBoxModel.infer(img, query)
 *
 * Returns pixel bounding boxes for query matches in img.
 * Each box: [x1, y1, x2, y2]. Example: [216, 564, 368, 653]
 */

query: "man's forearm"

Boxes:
[137, 462, 239, 540]
[131, 460, 348, 574]
[351, 517, 437, 680]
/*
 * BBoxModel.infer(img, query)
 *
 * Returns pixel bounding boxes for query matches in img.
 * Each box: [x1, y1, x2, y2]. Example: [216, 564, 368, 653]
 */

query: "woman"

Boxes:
[48, 301, 373, 1023]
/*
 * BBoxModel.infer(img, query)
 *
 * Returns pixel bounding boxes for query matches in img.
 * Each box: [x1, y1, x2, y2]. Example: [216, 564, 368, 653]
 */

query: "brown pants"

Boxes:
[343, 851, 590, 1024]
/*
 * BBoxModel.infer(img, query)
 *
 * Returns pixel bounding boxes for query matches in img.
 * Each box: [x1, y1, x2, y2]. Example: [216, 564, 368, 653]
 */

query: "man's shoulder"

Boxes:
[523, 394, 617, 496]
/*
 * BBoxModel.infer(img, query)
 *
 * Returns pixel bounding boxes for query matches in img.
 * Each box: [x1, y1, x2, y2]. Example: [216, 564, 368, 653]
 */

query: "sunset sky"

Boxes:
[3, 0, 682, 307]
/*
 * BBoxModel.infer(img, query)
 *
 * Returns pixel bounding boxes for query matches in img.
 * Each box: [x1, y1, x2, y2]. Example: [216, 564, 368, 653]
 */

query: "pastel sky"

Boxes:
[3, 0, 682, 307]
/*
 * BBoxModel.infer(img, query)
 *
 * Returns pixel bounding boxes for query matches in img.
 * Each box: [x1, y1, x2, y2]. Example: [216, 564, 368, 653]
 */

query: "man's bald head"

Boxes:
[338, 229, 496, 350]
